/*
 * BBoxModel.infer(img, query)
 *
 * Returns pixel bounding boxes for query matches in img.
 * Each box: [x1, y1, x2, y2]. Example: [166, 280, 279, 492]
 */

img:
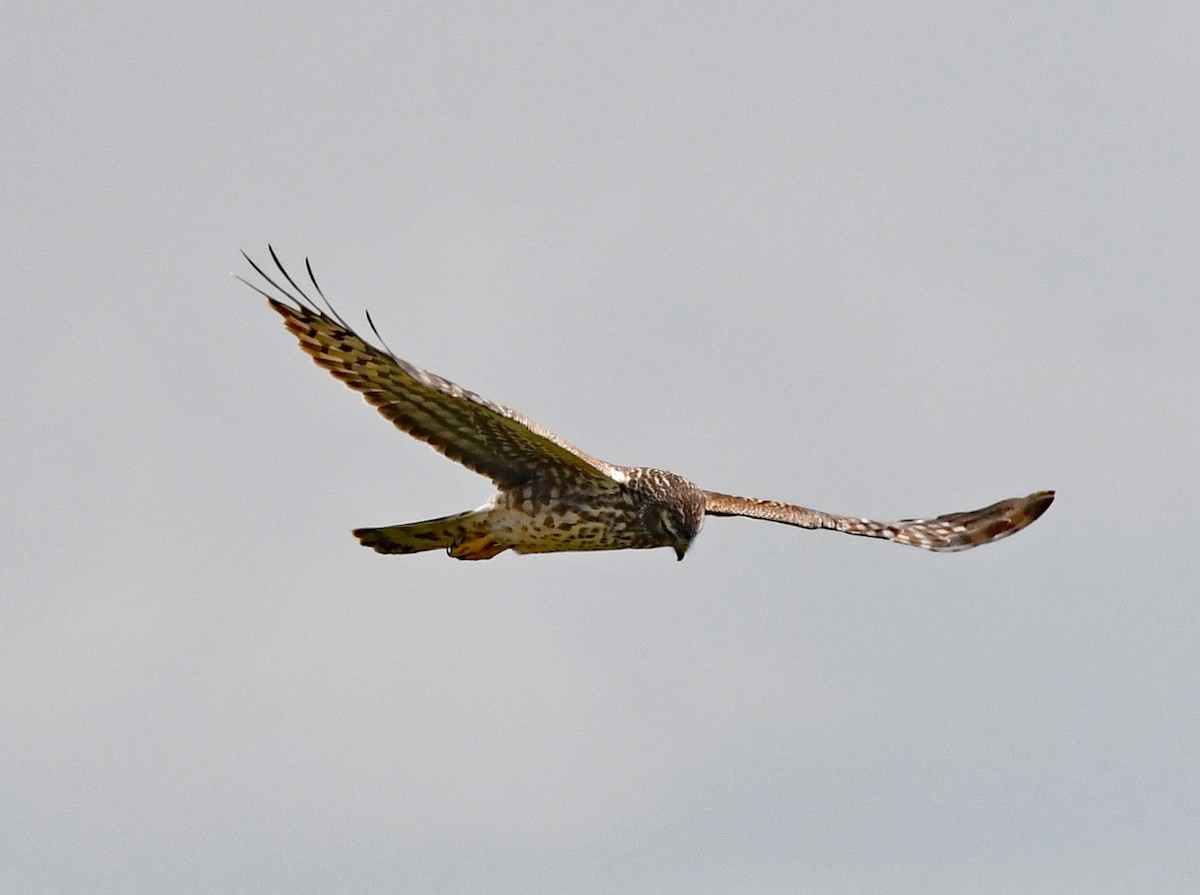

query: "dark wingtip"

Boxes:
[1027, 487, 1056, 508]
[265, 296, 294, 317]
[1026, 490, 1055, 522]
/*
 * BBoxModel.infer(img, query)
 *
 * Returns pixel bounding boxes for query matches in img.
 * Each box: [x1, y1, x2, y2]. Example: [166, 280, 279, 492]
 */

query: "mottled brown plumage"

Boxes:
[240, 248, 1054, 561]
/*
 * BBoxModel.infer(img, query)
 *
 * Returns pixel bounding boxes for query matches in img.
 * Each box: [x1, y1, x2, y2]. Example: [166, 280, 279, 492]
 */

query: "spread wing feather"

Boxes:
[703, 489, 1055, 552]
[239, 248, 622, 490]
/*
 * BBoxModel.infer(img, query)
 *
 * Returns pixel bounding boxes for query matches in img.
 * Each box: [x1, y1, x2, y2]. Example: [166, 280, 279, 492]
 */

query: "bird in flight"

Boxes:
[239, 248, 1054, 561]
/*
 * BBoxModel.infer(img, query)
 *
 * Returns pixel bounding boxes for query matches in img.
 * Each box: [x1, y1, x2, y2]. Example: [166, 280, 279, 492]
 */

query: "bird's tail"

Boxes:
[353, 508, 501, 559]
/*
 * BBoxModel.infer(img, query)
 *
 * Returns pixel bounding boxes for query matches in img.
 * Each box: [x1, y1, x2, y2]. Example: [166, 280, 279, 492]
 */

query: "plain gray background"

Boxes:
[4, 2, 1197, 892]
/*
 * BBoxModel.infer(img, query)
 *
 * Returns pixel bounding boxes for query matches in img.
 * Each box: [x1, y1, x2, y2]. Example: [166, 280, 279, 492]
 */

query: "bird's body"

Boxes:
[359, 468, 704, 560]
[240, 249, 1053, 561]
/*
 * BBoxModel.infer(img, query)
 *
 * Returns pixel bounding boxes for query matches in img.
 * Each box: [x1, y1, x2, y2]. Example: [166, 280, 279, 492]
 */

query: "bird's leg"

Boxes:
[448, 534, 508, 561]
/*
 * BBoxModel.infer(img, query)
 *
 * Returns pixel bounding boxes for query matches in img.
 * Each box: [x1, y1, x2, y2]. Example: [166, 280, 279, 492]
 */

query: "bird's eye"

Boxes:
[660, 511, 681, 538]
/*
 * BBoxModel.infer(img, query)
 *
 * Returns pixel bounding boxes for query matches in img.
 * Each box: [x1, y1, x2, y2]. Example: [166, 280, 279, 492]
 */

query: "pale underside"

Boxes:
[240, 248, 1054, 560]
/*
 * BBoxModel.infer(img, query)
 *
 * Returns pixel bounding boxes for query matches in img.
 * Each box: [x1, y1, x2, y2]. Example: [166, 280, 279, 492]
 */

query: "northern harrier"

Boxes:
[240, 249, 1054, 561]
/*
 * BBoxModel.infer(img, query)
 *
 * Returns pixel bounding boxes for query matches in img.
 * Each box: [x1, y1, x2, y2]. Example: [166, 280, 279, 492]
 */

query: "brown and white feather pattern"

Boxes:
[240, 248, 1054, 561]
[241, 249, 621, 492]
[702, 490, 1056, 553]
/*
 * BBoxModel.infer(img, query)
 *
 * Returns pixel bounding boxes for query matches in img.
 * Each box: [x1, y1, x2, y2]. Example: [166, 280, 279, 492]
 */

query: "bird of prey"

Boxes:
[239, 248, 1054, 561]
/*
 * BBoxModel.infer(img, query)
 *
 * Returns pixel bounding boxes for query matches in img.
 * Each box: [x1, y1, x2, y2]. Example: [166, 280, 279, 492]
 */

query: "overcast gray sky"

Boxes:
[4, 2, 1198, 892]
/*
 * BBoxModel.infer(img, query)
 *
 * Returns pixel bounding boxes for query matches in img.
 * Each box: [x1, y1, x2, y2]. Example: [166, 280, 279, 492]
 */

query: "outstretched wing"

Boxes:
[239, 248, 623, 490]
[702, 489, 1055, 552]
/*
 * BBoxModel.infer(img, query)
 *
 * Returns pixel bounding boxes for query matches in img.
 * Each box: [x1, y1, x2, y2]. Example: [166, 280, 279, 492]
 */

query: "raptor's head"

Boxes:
[631, 468, 706, 560]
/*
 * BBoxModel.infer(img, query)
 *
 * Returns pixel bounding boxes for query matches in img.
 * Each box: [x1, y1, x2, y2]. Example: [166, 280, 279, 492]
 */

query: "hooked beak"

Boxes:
[673, 542, 689, 561]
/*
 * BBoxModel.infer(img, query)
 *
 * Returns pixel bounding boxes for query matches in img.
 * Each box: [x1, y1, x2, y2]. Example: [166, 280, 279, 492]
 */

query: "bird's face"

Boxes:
[658, 496, 705, 561]
[628, 467, 707, 560]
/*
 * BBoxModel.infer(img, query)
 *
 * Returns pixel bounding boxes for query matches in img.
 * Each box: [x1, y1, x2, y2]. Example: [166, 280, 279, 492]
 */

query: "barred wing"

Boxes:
[240, 248, 623, 491]
[703, 489, 1055, 552]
